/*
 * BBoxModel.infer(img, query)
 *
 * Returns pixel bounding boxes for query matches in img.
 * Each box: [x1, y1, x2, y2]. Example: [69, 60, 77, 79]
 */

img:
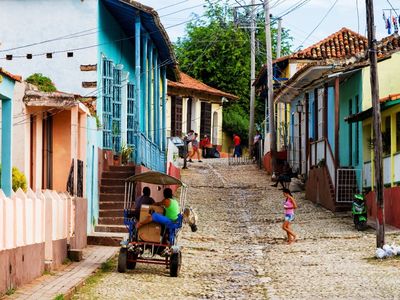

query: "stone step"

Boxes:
[101, 178, 127, 186]
[99, 201, 125, 210]
[102, 171, 134, 179]
[99, 216, 125, 225]
[109, 165, 136, 172]
[87, 232, 128, 247]
[99, 209, 124, 217]
[99, 193, 124, 202]
[95, 224, 128, 233]
[100, 185, 125, 194]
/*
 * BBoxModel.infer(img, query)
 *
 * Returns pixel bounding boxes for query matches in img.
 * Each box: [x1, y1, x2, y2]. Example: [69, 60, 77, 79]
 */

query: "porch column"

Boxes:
[154, 52, 160, 146]
[141, 35, 148, 136]
[391, 112, 396, 187]
[1, 98, 12, 197]
[161, 66, 167, 151]
[35, 114, 43, 192]
[134, 14, 142, 166]
[71, 106, 79, 196]
[148, 44, 153, 140]
[79, 111, 87, 197]
[334, 77, 340, 169]
[305, 93, 309, 174]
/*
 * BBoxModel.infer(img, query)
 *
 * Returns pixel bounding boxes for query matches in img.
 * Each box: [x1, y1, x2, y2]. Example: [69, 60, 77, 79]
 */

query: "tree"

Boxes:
[175, 0, 293, 141]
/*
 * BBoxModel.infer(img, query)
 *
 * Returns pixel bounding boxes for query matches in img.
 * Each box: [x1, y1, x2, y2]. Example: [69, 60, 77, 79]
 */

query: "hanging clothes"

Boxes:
[393, 16, 399, 33]
[387, 17, 392, 34]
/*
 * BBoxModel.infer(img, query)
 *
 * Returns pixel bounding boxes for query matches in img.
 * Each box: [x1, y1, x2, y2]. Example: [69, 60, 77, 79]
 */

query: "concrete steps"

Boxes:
[87, 165, 135, 247]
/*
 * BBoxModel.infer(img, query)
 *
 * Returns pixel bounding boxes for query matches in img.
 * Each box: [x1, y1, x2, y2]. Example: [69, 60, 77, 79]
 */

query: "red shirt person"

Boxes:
[233, 134, 242, 157]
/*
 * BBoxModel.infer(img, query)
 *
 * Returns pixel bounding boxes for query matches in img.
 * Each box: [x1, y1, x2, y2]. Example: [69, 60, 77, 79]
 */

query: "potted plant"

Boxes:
[121, 143, 134, 165]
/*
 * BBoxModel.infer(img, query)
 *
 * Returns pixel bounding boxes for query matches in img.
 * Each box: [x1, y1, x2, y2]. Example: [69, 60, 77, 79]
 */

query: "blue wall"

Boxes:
[0, 75, 15, 197]
[86, 116, 99, 233]
[339, 71, 363, 170]
[327, 87, 335, 153]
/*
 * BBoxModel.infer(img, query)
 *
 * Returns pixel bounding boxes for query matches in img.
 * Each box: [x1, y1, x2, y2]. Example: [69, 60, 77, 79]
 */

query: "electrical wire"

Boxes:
[295, 0, 339, 51]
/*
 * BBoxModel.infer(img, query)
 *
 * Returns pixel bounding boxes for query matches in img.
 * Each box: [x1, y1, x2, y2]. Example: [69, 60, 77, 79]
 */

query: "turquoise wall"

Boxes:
[339, 71, 363, 170]
[97, 1, 136, 149]
[327, 87, 335, 153]
[86, 116, 99, 233]
[0, 75, 15, 197]
[308, 90, 315, 140]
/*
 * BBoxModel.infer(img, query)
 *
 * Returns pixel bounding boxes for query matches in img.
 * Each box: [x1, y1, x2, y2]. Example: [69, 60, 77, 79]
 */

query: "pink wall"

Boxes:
[366, 187, 400, 228]
[69, 197, 87, 250]
[52, 111, 71, 192]
[135, 165, 181, 202]
[0, 243, 45, 295]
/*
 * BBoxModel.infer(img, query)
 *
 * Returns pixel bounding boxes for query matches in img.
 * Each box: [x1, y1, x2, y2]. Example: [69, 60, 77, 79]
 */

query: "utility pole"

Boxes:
[366, 0, 385, 248]
[264, 0, 277, 173]
[249, 0, 256, 150]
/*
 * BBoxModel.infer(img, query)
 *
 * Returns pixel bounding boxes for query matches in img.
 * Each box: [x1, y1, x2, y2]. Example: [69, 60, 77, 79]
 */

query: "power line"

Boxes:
[295, 0, 339, 51]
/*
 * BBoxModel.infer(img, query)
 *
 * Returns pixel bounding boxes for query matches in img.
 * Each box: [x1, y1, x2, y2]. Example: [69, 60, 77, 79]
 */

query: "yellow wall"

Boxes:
[362, 51, 400, 110]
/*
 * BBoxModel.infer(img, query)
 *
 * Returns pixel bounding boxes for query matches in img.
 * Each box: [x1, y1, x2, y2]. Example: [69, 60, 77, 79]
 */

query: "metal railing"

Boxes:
[137, 133, 166, 172]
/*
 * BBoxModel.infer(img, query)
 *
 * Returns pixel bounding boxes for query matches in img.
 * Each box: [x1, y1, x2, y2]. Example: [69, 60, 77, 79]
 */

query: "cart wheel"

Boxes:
[169, 251, 182, 277]
[127, 253, 138, 270]
[117, 248, 127, 273]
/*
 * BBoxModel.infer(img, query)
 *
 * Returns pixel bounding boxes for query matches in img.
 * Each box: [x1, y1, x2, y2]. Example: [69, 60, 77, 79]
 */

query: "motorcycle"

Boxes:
[352, 193, 367, 231]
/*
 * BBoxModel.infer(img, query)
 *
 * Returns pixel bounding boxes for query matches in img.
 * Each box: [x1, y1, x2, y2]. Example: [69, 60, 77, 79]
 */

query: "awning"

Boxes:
[345, 98, 400, 123]
[126, 171, 184, 186]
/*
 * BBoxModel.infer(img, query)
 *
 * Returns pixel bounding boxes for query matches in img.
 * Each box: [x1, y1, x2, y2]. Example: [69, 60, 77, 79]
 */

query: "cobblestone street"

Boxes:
[74, 159, 400, 299]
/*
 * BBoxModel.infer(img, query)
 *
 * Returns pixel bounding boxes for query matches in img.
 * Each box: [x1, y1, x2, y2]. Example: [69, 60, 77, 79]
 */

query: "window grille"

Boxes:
[127, 83, 136, 147]
[102, 58, 113, 150]
[112, 67, 122, 152]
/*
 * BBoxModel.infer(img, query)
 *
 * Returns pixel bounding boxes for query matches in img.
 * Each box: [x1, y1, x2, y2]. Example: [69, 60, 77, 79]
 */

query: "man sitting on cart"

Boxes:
[136, 188, 180, 228]
[133, 186, 155, 219]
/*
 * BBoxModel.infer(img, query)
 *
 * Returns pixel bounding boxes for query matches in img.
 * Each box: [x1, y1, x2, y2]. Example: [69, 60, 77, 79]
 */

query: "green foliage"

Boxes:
[0, 165, 27, 192]
[26, 73, 57, 92]
[121, 143, 134, 165]
[6, 288, 15, 296]
[53, 294, 64, 300]
[222, 104, 249, 145]
[174, 0, 293, 134]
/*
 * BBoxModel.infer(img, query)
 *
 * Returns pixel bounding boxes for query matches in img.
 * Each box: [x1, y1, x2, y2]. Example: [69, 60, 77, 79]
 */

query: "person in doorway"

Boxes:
[134, 186, 155, 219]
[233, 134, 242, 157]
[188, 133, 202, 162]
[282, 188, 297, 244]
[136, 188, 180, 228]
[200, 134, 211, 158]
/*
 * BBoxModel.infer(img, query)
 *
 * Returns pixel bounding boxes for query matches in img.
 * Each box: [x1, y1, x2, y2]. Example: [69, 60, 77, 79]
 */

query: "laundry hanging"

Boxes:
[393, 16, 399, 33]
[387, 17, 392, 34]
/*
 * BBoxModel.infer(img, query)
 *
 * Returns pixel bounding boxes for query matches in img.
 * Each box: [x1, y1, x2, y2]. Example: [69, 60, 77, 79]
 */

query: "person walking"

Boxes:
[233, 134, 242, 157]
[282, 188, 297, 244]
[188, 133, 202, 162]
[253, 130, 262, 161]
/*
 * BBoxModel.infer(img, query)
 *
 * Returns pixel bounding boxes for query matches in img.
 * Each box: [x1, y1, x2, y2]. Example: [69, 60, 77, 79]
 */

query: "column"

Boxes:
[154, 52, 160, 146]
[35, 114, 43, 192]
[334, 77, 340, 169]
[161, 66, 167, 151]
[148, 44, 153, 140]
[141, 35, 148, 136]
[1, 99, 12, 197]
[391, 113, 396, 187]
[135, 15, 141, 163]
[71, 106, 79, 196]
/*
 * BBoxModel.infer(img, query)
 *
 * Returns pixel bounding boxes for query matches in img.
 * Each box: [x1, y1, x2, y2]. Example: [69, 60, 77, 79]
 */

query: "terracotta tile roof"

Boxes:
[0, 67, 22, 82]
[292, 27, 367, 60]
[380, 93, 400, 103]
[168, 72, 239, 100]
[377, 33, 400, 58]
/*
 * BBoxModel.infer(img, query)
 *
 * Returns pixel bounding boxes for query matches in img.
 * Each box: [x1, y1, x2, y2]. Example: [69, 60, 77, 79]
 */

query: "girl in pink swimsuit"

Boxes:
[282, 188, 297, 244]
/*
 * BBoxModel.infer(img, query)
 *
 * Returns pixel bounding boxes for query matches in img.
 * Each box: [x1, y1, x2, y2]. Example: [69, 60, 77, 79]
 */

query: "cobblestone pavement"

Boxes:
[73, 159, 400, 300]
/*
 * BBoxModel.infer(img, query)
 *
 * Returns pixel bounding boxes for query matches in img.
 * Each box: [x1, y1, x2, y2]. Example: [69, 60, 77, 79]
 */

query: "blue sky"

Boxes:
[141, 0, 397, 51]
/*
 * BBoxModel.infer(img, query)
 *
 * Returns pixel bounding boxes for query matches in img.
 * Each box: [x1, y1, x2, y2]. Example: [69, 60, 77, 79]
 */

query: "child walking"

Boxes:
[282, 188, 297, 244]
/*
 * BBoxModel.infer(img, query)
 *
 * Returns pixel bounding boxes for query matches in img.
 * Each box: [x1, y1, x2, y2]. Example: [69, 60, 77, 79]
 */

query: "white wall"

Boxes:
[0, 0, 97, 95]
